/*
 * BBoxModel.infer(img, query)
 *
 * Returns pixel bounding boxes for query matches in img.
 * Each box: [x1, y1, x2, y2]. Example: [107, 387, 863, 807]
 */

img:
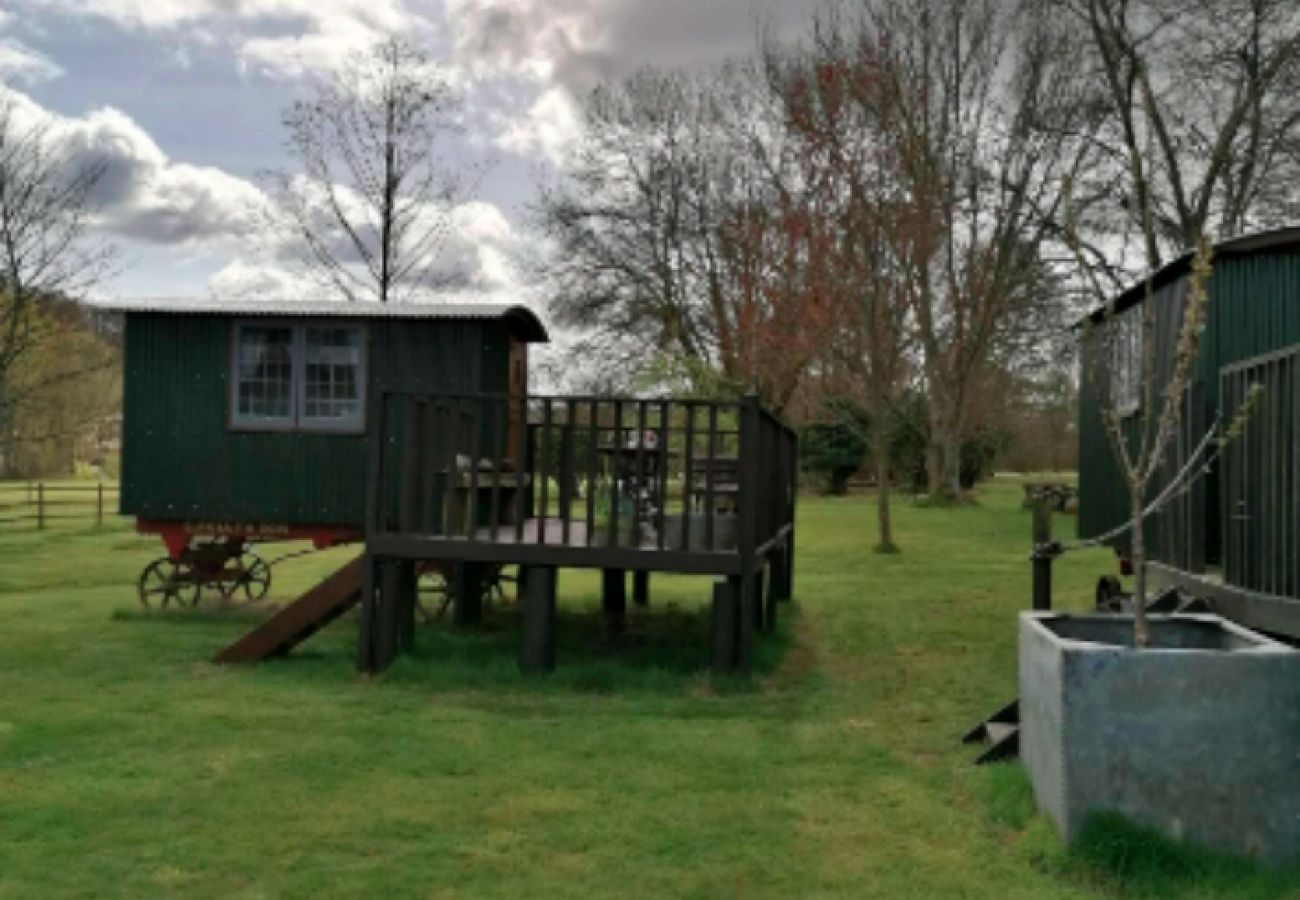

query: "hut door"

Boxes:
[508, 340, 528, 463]
[1220, 346, 1300, 597]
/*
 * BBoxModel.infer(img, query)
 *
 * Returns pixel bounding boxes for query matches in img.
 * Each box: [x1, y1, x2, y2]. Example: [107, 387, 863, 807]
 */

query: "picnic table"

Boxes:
[1022, 481, 1078, 514]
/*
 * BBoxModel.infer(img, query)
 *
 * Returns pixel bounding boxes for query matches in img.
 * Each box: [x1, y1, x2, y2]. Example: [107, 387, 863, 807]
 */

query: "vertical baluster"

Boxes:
[538, 399, 553, 545]
[426, 400, 441, 533]
[561, 398, 575, 546]
[657, 400, 669, 550]
[634, 401, 647, 549]
[467, 395, 482, 540]
[608, 401, 624, 547]
[706, 404, 718, 551]
[365, 393, 387, 535]
[682, 401, 695, 552]
[515, 393, 529, 544]
[400, 395, 423, 533]
[489, 397, 505, 543]
[586, 399, 599, 547]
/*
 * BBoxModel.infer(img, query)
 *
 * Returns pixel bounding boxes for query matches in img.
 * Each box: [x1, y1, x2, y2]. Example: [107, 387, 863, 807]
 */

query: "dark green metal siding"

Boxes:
[120, 312, 508, 526]
[1078, 249, 1300, 565]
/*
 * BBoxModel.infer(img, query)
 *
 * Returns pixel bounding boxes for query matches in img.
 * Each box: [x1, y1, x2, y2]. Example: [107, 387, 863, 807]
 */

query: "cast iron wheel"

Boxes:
[219, 552, 272, 604]
[416, 567, 450, 622]
[138, 558, 201, 610]
[1095, 575, 1125, 612]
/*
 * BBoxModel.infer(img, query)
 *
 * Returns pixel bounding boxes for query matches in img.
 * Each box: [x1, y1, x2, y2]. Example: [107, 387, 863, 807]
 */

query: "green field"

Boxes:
[1, 479, 1295, 898]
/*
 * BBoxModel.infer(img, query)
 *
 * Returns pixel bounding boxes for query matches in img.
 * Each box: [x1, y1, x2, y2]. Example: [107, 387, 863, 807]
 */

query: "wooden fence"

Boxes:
[0, 481, 119, 530]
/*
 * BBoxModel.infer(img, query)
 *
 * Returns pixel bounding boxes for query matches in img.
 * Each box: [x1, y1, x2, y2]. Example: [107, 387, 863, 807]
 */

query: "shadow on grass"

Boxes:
[382, 602, 799, 698]
[112, 593, 805, 699]
[1061, 812, 1300, 899]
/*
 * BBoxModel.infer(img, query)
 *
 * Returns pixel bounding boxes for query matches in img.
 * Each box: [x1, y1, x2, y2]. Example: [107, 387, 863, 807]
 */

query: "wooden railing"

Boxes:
[368, 391, 796, 564]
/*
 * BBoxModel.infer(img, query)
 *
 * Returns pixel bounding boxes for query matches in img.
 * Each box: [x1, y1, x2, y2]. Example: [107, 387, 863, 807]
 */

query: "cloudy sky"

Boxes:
[0, 0, 817, 301]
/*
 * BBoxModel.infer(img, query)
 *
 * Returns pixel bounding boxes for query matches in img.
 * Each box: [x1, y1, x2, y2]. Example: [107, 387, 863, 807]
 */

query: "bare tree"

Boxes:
[533, 63, 837, 409]
[1056, 0, 1300, 269]
[268, 38, 468, 303]
[769, 20, 913, 549]
[836, 0, 1101, 501]
[0, 95, 113, 476]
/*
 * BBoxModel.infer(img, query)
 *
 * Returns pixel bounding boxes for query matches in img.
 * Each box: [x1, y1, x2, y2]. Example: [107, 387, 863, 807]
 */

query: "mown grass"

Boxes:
[1, 477, 1296, 898]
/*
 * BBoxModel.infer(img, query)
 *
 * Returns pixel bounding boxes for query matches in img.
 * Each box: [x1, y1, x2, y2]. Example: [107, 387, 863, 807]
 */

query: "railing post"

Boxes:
[37, 482, 44, 530]
[736, 394, 761, 668]
[97, 482, 104, 528]
[365, 394, 387, 536]
[1031, 500, 1061, 611]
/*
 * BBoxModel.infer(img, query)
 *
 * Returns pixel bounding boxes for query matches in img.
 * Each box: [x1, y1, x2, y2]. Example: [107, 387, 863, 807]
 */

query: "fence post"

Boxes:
[97, 482, 104, 527]
[1031, 500, 1060, 611]
[37, 482, 44, 530]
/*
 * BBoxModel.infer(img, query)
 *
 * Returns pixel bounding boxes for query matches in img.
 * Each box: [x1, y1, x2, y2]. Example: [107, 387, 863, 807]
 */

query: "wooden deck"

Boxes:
[361, 391, 798, 674]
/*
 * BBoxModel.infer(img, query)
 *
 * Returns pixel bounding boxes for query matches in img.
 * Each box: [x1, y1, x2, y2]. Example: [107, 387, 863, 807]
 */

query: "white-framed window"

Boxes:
[1110, 311, 1143, 416]
[231, 321, 367, 433]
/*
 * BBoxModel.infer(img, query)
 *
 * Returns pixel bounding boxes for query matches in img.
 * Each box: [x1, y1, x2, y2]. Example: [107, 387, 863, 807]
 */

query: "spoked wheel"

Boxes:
[138, 557, 201, 610]
[485, 564, 517, 605]
[416, 567, 451, 623]
[1095, 575, 1126, 612]
[219, 552, 272, 604]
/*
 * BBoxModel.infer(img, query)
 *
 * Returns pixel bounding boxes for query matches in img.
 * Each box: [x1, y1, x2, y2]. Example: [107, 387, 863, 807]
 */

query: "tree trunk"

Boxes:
[941, 427, 963, 499]
[0, 374, 14, 479]
[1131, 489, 1150, 647]
[874, 443, 895, 552]
[927, 401, 962, 502]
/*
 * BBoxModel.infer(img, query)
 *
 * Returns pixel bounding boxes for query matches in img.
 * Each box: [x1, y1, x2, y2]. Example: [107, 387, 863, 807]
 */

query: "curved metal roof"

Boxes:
[1083, 226, 1300, 325]
[89, 297, 549, 342]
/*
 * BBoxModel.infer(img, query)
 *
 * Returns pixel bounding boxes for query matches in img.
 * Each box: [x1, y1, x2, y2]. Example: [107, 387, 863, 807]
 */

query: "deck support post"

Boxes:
[1031, 502, 1060, 612]
[735, 571, 754, 669]
[393, 559, 418, 651]
[602, 568, 627, 634]
[633, 570, 649, 607]
[358, 555, 404, 674]
[520, 565, 558, 675]
[711, 579, 739, 672]
[453, 562, 486, 626]
[762, 561, 778, 632]
[772, 538, 793, 602]
[357, 553, 379, 673]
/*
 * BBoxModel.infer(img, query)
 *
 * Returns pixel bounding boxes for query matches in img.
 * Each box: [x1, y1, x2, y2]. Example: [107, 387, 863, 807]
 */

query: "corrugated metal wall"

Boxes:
[1078, 249, 1300, 583]
[120, 312, 512, 526]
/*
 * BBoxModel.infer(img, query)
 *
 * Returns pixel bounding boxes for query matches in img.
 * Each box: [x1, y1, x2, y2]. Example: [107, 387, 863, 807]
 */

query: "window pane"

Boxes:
[235, 325, 294, 422]
[303, 326, 364, 427]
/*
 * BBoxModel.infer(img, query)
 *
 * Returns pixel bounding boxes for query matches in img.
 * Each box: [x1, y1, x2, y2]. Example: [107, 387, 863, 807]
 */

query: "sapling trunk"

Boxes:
[1130, 488, 1150, 647]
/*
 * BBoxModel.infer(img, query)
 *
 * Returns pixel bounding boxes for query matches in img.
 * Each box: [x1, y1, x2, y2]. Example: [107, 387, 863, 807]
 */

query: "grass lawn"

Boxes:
[1, 477, 1297, 898]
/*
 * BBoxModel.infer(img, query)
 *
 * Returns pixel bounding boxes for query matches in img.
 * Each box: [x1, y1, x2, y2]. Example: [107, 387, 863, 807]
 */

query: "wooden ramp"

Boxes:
[215, 555, 363, 664]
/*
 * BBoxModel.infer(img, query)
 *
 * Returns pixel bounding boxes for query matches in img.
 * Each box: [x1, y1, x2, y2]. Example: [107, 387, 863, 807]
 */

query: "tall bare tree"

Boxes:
[769, 20, 913, 549]
[0, 95, 112, 476]
[534, 63, 838, 408]
[1056, 0, 1300, 270]
[269, 38, 467, 303]
[856, 0, 1101, 500]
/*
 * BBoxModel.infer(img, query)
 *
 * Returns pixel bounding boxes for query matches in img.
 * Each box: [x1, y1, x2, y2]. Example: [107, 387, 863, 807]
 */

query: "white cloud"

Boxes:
[207, 257, 318, 298]
[15, 0, 430, 78]
[1, 89, 268, 246]
[0, 38, 63, 84]
[496, 87, 583, 166]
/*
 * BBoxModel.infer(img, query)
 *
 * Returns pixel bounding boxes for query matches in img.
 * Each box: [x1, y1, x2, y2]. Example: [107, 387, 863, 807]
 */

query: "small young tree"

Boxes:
[268, 38, 467, 303]
[1076, 232, 1261, 646]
